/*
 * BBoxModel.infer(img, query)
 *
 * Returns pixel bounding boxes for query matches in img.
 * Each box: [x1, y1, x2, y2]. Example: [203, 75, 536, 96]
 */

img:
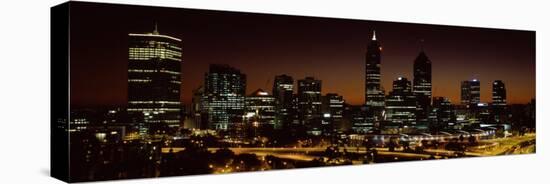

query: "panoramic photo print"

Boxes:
[51, 1, 535, 182]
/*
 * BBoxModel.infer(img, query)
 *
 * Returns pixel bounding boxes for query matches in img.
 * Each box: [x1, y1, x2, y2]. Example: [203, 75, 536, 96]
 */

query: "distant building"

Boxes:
[492, 80, 507, 106]
[191, 86, 206, 129]
[348, 105, 374, 133]
[273, 74, 295, 130]
[245, 89, 276, 132]
[127, 26, 183, 133]
[365, 30, 385, 117]
[321, 93, 344, 135]
[297, 77, 322, 135]
[201, 64, 246, 131]
[413, 51, 432, 126]
[460, 79, 481, 107]
[432, 97, 454, 128]
[385, 77, 417, 127]
[492, 80, 508, 124]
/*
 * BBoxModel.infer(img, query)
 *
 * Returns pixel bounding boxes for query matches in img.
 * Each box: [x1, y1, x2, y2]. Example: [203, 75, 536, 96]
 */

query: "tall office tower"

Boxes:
[460, 79, 481, 107]
[245, 89, 276, 133]
[492, 80, 507, 124]
[202, 64, 246, 131]
[385, 77, 417, 126]
[413, 51, 432, 125]
[297, 77, 322, 135]
[321, 93, 344, 135]
[127, 26, 183, 133]
[432, 96, 454, 128]
[492, 80, 507, 106]
[365, 30, 385, 116]
[191, 86, 206, 129]
[273, 74, 294, 130]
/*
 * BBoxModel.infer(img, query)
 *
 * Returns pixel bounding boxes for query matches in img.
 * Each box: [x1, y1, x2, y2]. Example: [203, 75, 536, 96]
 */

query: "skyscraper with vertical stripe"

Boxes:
[365, 30, 385, 119]
[413, 50, 432, 128]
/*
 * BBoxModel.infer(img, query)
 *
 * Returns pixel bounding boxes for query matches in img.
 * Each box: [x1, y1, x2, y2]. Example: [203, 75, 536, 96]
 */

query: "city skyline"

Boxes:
[68, 2, 535, 107]
[52, 2, 536, 182]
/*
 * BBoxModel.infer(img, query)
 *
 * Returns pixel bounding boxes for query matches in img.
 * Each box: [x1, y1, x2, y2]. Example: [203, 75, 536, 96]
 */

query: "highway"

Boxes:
[161, 134, 535, 162]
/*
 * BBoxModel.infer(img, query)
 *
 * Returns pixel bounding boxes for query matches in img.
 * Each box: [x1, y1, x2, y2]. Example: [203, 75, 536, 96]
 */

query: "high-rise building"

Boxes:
[365, 30, 385, 115]
[385, 77, 417, 126]
[413, 51, 432, 125]
[348, 105, 375, 133]
[432, 96, 454, 128]
[460, 79, 481, 106]
[321, 93, 344, 135]
[245, 89, 276, 131]
[191, 86, 206, 129]
[127, 26, 183, 132]
[492, 80, 507, 124]
[492, 80, 507, 106]
[297, 77, 322, 135]
[201, 64, 246, 131]
[273, 75, 294, 130]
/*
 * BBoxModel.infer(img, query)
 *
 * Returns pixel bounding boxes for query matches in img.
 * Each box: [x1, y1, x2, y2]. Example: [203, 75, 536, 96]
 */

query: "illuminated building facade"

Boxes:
[432, 96, 454, 128]
[201, 64, 246, 131]
[492, 80, 507, 106]
[273, 74, 295, 130]
[492, 80, 508, 123]
[321, 93, 344, 134]
[385, 77, 417, 126]
[298, 77, 322, 135]
[460, 79, 481, 107]
[127, 26, 183, 131]
[348, 105, 374, 133]
[245, 89, 276, 130]
[365, 30, 385, 115]
[413, 51, 432, 126]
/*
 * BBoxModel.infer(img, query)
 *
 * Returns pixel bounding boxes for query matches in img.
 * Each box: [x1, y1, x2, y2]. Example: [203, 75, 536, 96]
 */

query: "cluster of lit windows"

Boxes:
[170, 80, 181, 84]
[129, 47, 181, 62]
[129, 101, 180, 105]
[128, 69, 156, 73]
[160, 70, 181, 75]
[128, 108, 181, 112]
[128, 79, 152, 83]
[71, 118, 89, 125]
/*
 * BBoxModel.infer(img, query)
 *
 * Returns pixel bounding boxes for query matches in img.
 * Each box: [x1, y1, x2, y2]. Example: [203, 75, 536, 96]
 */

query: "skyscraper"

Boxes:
[492, 80, 507, 106]
[201, 64, 246, 131]
[273, 75, 294, 130]
[432, 96, 454, 128]
[127, 26, 183, 132]
[492, 80, 507, 124]
[191, 86, 206, 129]
[245, 89, 276, 131]
[298, 77, 322, 135]
[365, 30, 385, 116]
[348, 105, 375, 133]
[460, 79, 481, 107]
[321, 93, 344, 135]
[385, 77, 417, 126]
[413, 50, 432, 125]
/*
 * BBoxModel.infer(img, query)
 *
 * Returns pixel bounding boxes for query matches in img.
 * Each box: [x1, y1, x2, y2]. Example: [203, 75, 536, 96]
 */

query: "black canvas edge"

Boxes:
[51, 1, 71, 183]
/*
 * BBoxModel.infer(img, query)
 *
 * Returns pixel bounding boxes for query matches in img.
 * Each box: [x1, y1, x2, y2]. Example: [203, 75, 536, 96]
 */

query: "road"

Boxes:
[161, 134, 535, 161]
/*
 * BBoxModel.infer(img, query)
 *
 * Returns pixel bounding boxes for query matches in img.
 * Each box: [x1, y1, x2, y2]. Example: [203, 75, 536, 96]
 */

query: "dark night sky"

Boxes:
[69, 2, 535, 107]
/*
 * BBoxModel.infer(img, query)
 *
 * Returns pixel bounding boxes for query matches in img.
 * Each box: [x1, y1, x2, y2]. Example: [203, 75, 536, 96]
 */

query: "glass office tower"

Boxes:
[127, 26, 183, 133]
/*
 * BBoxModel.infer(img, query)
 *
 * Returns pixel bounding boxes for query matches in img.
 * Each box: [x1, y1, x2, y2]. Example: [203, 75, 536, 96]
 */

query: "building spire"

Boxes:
[372, 30, 377, 41]
[153, 22, 159, 35]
